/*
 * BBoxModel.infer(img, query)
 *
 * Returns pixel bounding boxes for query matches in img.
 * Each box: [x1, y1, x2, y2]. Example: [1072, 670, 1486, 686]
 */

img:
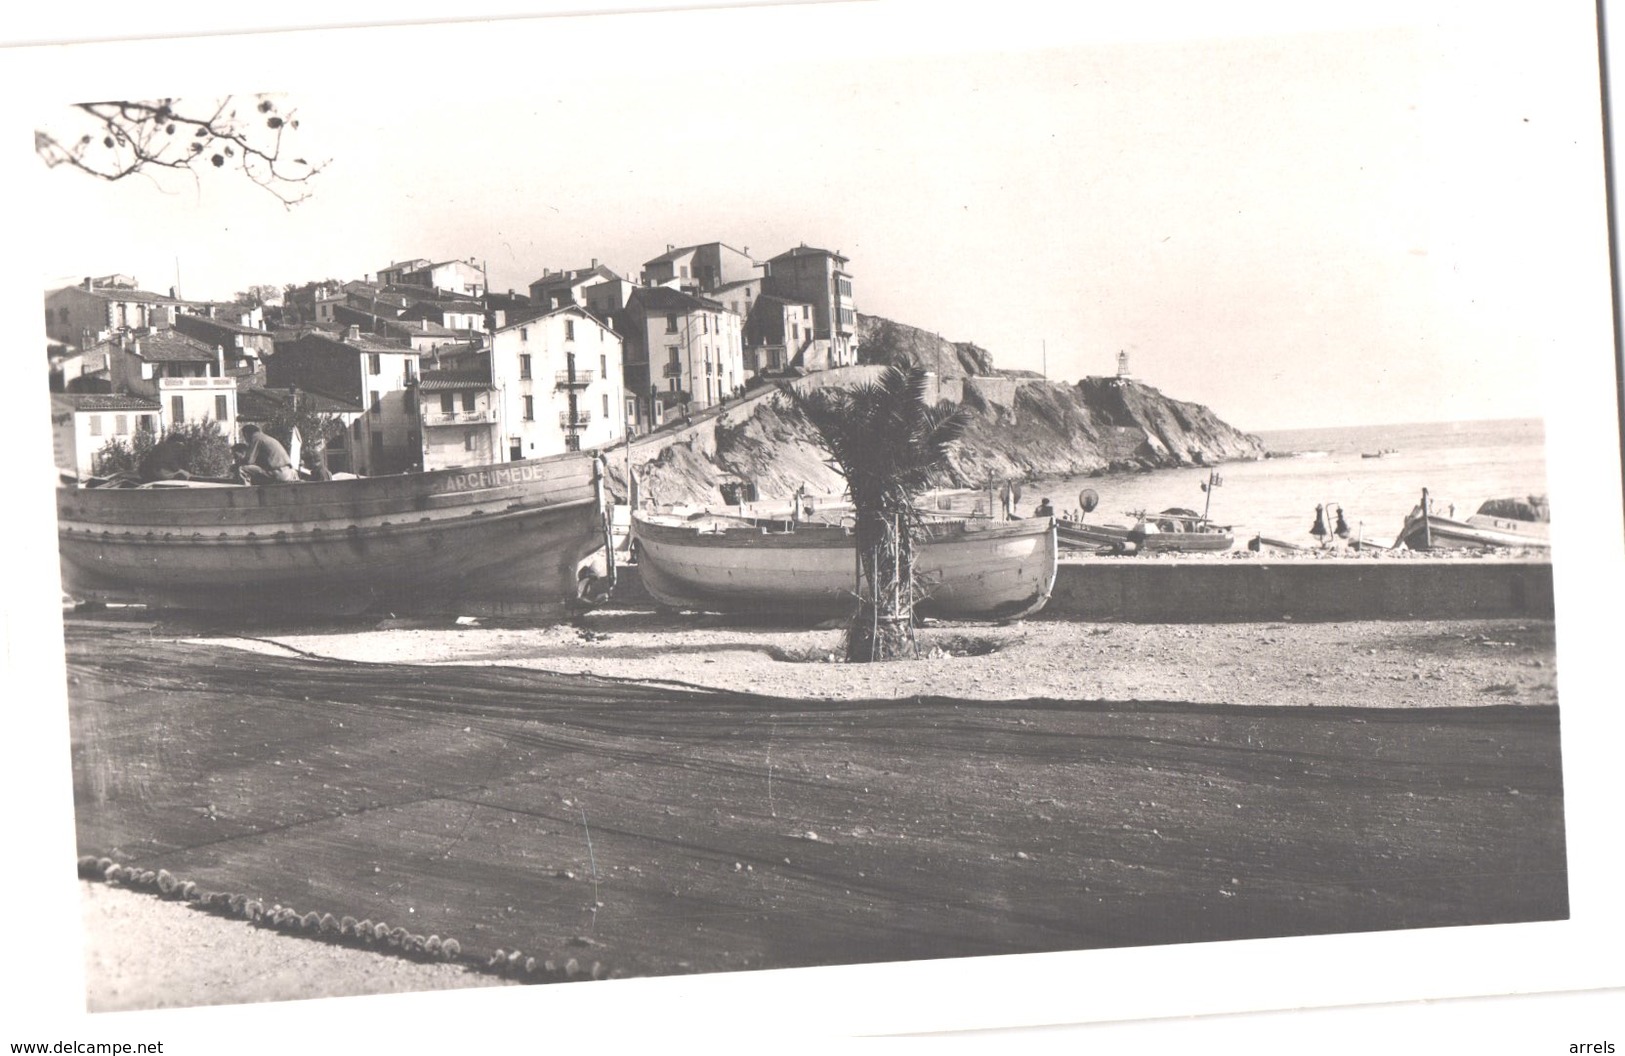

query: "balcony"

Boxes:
[554, 369, 595, 388]
[661, 362, 683, 378]
[423, 408, 498, 427]
[559, 408, 593, 429]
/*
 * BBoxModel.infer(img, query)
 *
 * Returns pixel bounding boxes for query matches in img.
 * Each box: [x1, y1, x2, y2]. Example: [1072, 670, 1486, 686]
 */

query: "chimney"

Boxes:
[667, 244, 674, 252]
[346, 324, 361, 342]
[421, 318, 428, 331]
[169, 286, 177, 299]
[217, 345, 225, 378]
[591, 258, 599, 269]
[83, 277, 92, 291]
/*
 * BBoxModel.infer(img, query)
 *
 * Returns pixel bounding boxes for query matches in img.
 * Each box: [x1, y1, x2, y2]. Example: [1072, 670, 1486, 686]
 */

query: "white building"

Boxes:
[489, 305, 624, 460]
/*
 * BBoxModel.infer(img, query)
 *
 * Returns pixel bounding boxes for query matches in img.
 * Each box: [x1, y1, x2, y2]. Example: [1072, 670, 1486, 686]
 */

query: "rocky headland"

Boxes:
[606, 313, 1266, 507]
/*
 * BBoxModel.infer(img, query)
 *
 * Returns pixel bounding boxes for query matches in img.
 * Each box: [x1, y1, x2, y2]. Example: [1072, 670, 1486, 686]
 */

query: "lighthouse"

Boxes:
[1116, 350, 1131, 378]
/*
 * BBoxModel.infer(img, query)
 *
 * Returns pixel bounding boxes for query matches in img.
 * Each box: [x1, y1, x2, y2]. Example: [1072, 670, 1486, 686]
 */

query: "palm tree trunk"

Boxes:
[845, 510, 916, 662]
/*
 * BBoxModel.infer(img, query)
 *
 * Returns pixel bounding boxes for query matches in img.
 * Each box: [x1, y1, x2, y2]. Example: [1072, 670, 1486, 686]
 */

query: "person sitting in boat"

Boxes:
[238, 423, 299, 485]
[138, 434, 191, 482]
[1033, 498, 1055, 519]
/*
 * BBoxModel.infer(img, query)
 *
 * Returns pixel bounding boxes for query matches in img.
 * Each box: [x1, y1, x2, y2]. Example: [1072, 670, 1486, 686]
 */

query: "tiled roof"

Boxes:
[532, 265, 619, 289]
[238, 386, 363, 416]
[57, 392, 162, 412]
[770, 244, 847, 263]
[628, 286, 722, 314]
[418, 370, 494, 392]
[95, 330, 219, 363]
[177, 314, 270, 336]
[53, 284, 179, 305]
[642, 242, 751, 266]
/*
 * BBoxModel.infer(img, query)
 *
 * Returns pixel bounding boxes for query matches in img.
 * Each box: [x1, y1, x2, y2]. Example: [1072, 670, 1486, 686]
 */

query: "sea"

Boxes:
[962, 418, 1550, 549]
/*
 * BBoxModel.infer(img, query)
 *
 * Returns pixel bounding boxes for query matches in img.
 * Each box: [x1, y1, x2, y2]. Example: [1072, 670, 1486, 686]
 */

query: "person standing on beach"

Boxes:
[1310, 504, 1329, 547]
[238, 423, 298, 485]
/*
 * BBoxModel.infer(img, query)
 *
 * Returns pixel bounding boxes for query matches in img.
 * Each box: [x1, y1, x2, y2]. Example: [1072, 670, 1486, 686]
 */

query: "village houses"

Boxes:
[267, 326, 422, 476]
[45, 236, 856, 477]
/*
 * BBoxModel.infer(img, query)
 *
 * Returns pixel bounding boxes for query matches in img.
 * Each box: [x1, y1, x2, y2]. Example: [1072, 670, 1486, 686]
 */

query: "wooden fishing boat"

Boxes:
[631, 512, 1057, 620]
[1395, 489, 1551, 551]
[56, 453, 611, 616]
[1056, 518, 1134, 551]
[1127, 508, 1234, 553]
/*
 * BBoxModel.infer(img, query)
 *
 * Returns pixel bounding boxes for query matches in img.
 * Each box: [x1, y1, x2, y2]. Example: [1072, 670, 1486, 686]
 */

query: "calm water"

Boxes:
[974, 418, 1549, 549]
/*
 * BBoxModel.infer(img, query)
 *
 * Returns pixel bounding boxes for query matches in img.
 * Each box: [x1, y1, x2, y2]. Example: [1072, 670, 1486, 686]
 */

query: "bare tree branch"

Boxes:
[35, 95, 326, 208]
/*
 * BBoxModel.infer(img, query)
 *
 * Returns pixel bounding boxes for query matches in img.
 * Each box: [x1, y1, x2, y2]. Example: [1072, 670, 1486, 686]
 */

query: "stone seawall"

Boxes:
[1041, 559, 1554, 623]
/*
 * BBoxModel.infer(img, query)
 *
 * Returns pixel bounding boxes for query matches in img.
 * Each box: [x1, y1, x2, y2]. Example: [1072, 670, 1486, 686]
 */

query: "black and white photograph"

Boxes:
[3, 0, 1622, 1049]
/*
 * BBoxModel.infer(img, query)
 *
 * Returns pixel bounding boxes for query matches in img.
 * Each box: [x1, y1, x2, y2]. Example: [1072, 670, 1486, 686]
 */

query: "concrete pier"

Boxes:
[1042, 557, 1554, 623]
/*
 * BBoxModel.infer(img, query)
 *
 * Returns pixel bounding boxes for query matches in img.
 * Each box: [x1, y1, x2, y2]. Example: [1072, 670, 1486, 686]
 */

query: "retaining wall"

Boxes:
[1041, 558, 1554, 622]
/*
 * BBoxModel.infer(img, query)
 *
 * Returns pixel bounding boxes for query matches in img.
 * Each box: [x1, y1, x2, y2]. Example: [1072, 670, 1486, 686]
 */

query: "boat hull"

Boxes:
[1397, 512, 1550, 551]
[1131, 531, 1235, 553]
[57, 455, 608, 617]
[633, 515, 1058, 620]
[1057, 521, 1132, 550]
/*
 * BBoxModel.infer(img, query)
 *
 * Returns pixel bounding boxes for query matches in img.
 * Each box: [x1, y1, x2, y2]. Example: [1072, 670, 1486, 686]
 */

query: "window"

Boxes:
[600, 354, 607, 377]
[138, 415, 155, 432]
[565, 320, 576, 340]
[441, 392, 455, 413]
[602, 393, 610, 417]
[520, 354, 532, 380]
[215, 394, 228, 420]
[565, 434, 581, 452]
[371, 393, 382, 415]
[510, 437, 522, 461]
[368, 353, 381, 375]
[462, 392, 476, 413]
[465, 431, 476, 451]
[370, 431, 384, 457]
[89, 416, 103, 437]
[665, 314, 678, 334]
[680, 266, 689, 279]
[171, 396, 185, 423]
[114, 414, 128, 434]
[523, 395, 534, 421]
[520, 327, 528, 341]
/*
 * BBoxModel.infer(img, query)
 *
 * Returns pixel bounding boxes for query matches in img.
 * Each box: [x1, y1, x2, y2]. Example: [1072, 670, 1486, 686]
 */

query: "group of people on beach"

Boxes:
[138, 424, 330, 486]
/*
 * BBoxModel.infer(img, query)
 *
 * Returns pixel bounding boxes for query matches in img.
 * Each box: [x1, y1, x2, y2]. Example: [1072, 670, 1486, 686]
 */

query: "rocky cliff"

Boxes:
[856, 313, 996, 377]
[607, 319, 1266, 508]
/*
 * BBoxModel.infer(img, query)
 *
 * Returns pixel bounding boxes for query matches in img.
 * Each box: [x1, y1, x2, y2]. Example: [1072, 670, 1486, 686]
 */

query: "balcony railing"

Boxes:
[554, 369, 595, 388]
[661, 362, 683, 378]
[559, 408, 593, 428]
[423, 409, 497, 426]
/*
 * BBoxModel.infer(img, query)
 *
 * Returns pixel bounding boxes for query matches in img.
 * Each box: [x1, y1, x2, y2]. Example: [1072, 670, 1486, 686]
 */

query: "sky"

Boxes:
[5, 1, 1614, 432]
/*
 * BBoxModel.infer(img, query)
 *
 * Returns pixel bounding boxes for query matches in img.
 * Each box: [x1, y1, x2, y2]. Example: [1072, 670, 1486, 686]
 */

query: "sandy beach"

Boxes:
[71, 607, 1563, 1011]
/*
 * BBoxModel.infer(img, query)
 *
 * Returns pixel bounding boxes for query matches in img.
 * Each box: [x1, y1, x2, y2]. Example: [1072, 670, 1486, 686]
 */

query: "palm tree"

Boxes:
[780, 367, 971, 662]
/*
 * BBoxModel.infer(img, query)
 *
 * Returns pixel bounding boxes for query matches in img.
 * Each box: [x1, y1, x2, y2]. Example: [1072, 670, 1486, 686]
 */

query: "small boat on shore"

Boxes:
[56, 453, 612, 617]
[1128, 508, 1235, 553]
[631, 511, 1057, 620]
[1395, 489, 1551, 551]
[1056, 518, 1134, 551]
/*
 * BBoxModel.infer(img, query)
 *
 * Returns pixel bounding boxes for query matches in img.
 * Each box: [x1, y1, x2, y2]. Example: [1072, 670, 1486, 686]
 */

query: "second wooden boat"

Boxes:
[631, 512, 1057, 620]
